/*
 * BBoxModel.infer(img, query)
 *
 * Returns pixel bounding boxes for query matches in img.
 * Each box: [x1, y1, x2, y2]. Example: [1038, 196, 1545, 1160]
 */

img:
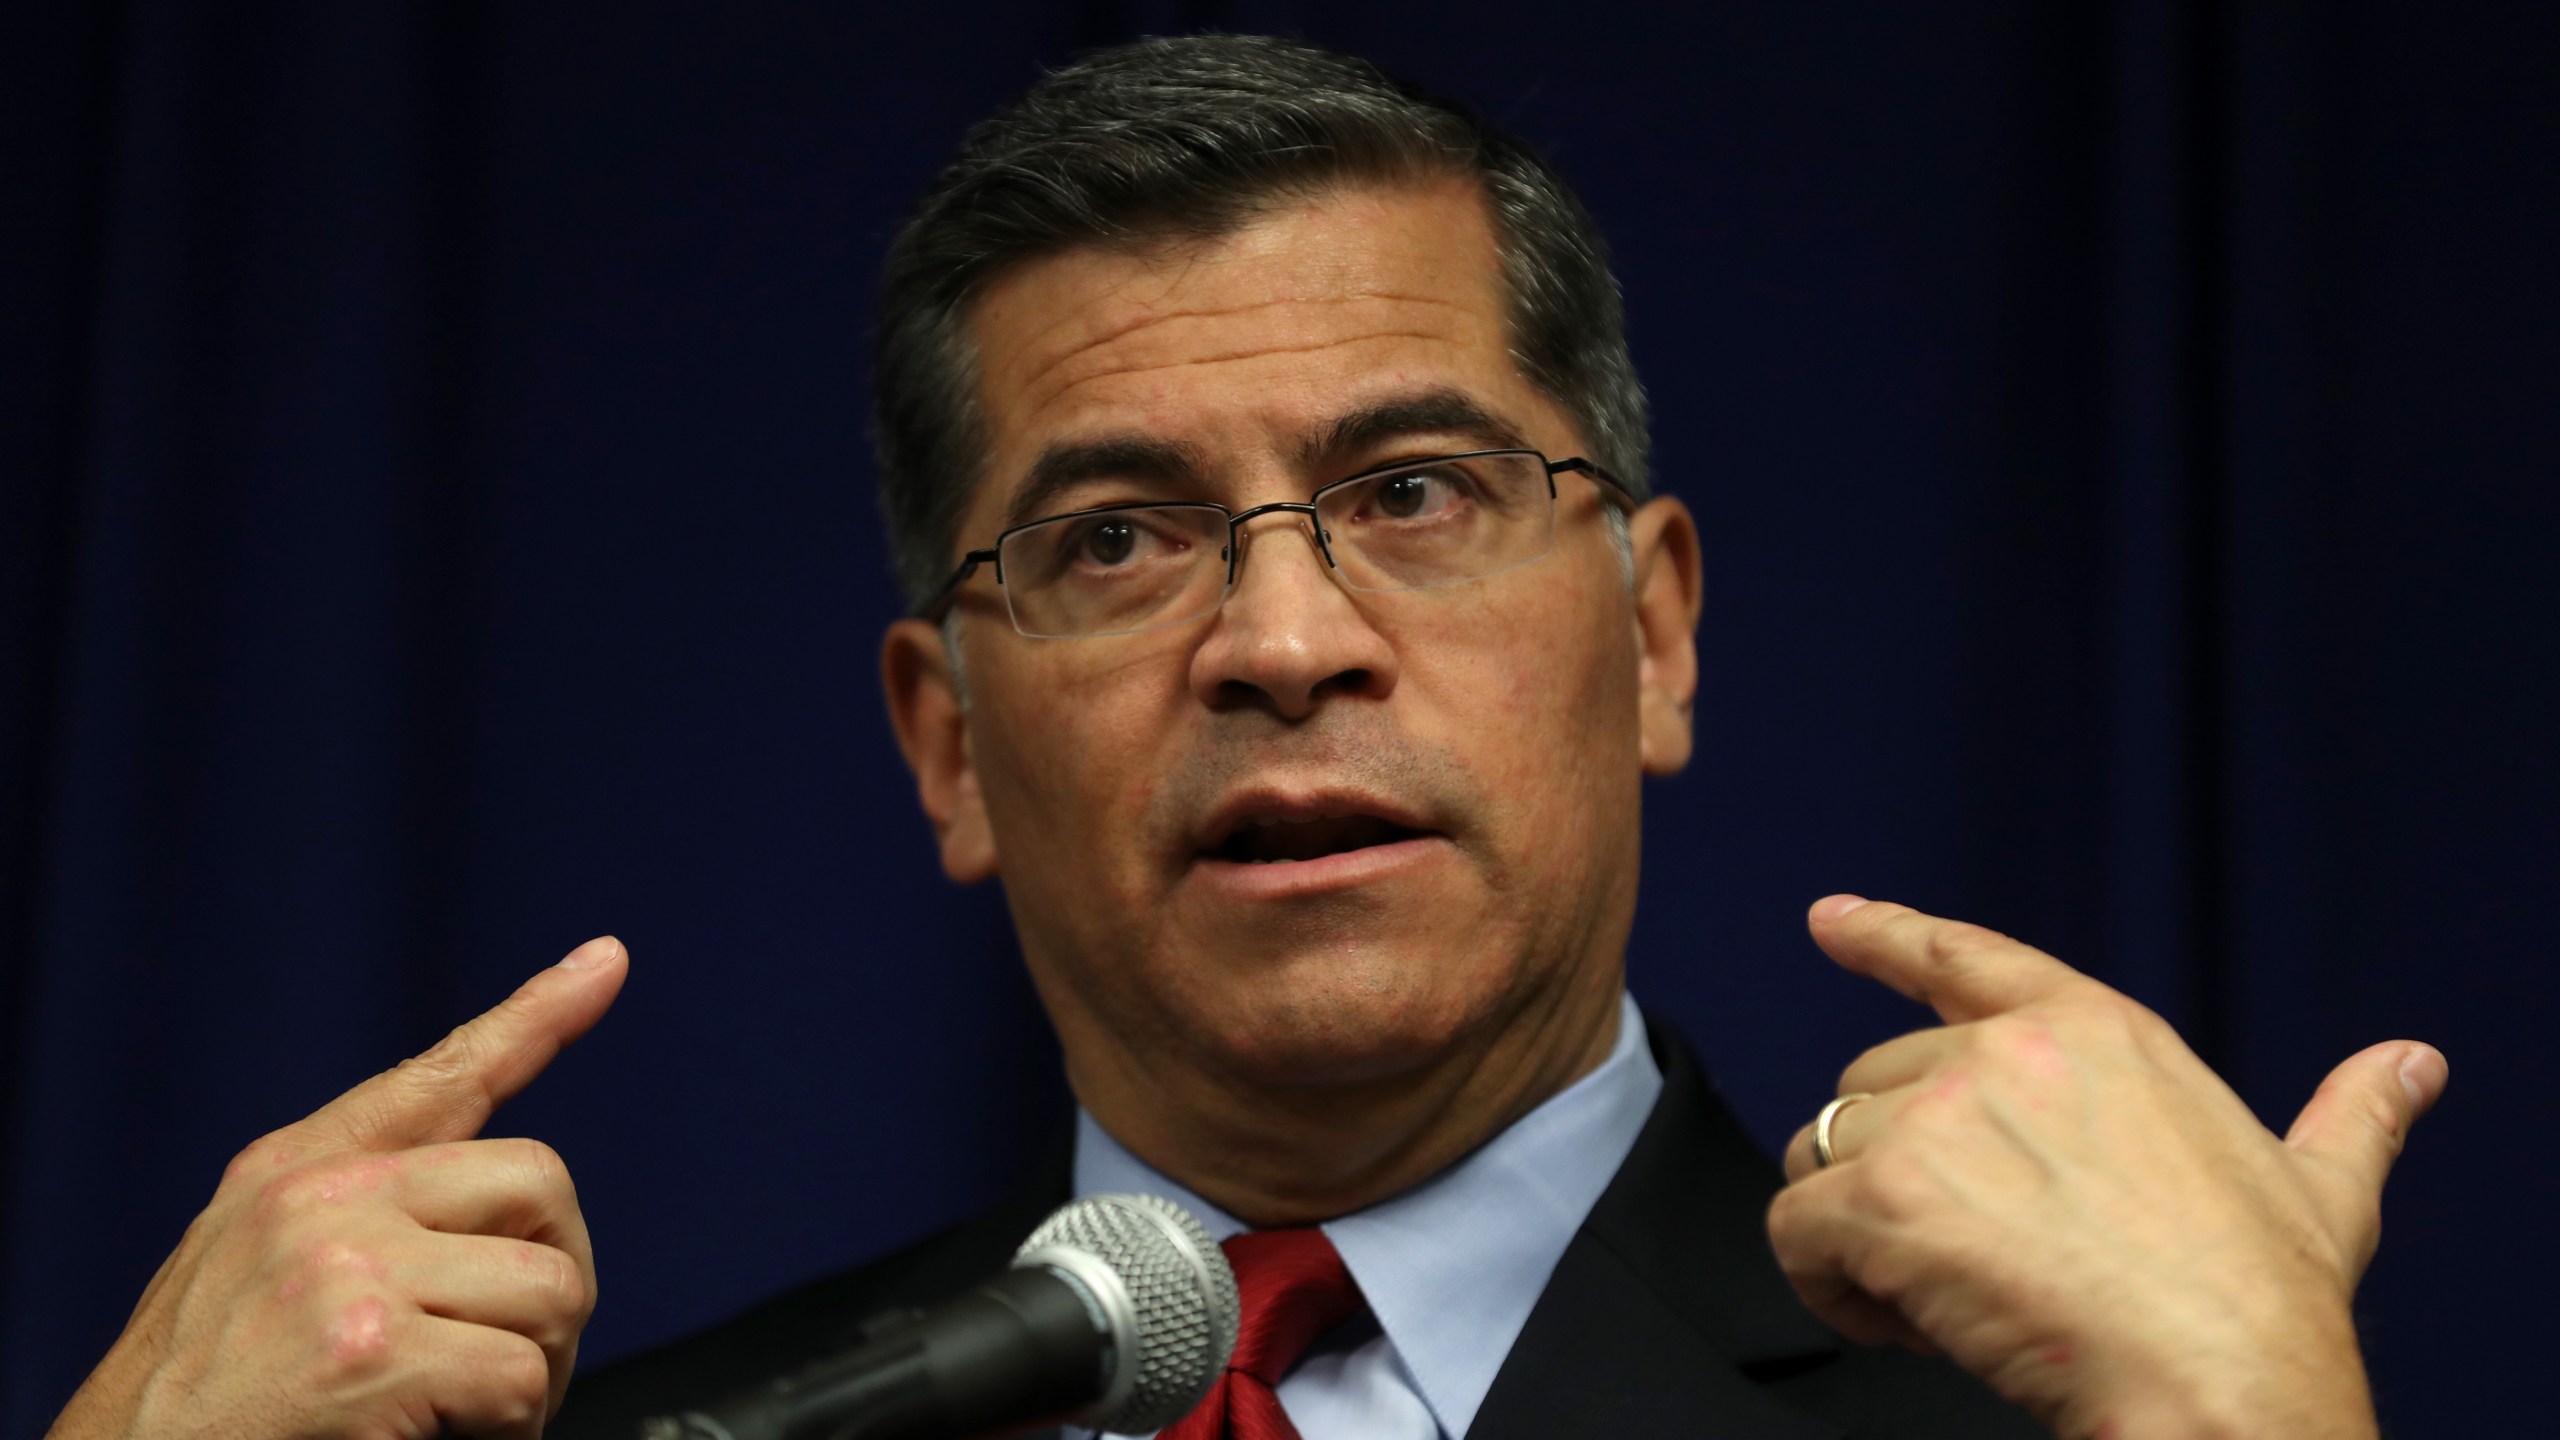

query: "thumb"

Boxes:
[2285, 1040, 2448, 1198]
[303, 935, 629, 1151]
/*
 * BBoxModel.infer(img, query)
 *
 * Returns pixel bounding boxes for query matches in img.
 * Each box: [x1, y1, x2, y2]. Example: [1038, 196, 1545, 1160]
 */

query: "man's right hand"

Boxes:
[46, 936, 628, 1440]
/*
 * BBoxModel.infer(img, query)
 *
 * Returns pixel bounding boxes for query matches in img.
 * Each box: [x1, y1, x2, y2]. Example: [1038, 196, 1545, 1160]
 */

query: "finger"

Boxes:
[2284, 1040, 2448, 1204]
[394, 1138, 589, 1248]
[1836, 1025, 1966, 1099]
[407, 1313, 554, 1440]
[1808, 896, 2097, 1023]
[1778, 1262, 1937, 1351]
[394, 1231, 592, 1417]
[1765, 1170, 1936, 1352]
[304, 937, 628, 1152]
[397, 1231, 590, 1344]
[1817, 1289, 1938, 1354]
[1781, 1089, 1897, 1182]
[393, 1136, 596, 1311]
[1779, 1027, 1970, 1181]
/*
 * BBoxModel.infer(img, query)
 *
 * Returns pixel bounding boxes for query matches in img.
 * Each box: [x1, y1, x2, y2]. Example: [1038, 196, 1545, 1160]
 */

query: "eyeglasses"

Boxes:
[917, 449, 1636, 639]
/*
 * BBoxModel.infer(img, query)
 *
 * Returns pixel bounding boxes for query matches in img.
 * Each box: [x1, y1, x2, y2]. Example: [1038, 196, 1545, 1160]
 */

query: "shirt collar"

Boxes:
[1072, 992, 1663, 1438]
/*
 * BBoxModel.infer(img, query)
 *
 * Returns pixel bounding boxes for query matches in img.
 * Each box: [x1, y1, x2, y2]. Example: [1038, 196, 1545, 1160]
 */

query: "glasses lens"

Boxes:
[1317, 451, 1555, 592]
[999, 504, 1232, 637]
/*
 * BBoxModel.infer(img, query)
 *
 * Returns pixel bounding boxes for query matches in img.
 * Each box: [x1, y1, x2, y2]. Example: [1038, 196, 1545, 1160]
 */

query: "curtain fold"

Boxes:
[4, 3, 2549, 1434]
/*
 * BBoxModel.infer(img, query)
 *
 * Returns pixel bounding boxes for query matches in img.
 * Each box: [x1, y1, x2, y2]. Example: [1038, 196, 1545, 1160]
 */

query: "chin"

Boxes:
[1169, 942, 1511, 1089]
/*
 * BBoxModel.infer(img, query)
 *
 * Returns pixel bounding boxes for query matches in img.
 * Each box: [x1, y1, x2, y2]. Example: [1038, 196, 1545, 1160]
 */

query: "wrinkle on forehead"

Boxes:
[1006, 292, 1484, 422]
[1030, 289, 1473, 383]
[973, 177, 1503, 409]
[1037, 329, 1474, 419]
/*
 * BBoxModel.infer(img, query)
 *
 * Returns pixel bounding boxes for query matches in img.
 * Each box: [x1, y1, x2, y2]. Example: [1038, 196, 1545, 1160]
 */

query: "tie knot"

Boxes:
[1220, 1228, 1366, 1386]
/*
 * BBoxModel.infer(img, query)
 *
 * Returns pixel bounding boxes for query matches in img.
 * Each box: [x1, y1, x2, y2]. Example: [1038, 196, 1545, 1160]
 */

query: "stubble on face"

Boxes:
[948, 176, 1643, 1213]
[1139, 702, 1503, 1073]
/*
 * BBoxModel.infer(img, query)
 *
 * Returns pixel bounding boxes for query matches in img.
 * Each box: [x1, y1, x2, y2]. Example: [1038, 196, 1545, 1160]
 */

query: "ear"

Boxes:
[1627, 496, 1703, 775]
[881, 617, 1000, 883]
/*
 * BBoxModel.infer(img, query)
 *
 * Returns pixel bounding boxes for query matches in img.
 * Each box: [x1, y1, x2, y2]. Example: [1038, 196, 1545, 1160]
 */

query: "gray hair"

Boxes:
[872, 33, 1652, 612]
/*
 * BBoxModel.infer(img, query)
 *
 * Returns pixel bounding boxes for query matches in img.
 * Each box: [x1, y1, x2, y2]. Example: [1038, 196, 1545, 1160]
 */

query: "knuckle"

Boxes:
[255, 1166, 338, 1222]
[1840, 1040, 1893, 1090]
[395, 1035, 479, 1090]
[2125, 998, 2181, 1045]
[2079, 986, 2142, 1026]
[222, 1130, 306, 1186]
[1849, 1151, 1934, 1223]
[1976, 1012, 2052, 1060]
[469, 990, 546, 1049]
[289, 1155, 385, 1205]
[1921, 920, 2003, 966]
[1771, 1178, 1812, 1235]
[503, 1135, 570, 1190]
[2358, 1093, 2410, 1151]
[1974, 1010, 2034, 1045]
[523, 1241, 592, 1322]
[1764, 1186, 1809, 1245]
[307, 1237, 383, 1281]
[494, 1333, 552, 1417]
[2072, 989, 2174, 1050]
[1848, 1238, 1929, 1304]
[488, 1136, 579, 1220]
[310, 1296, 397, 1387]
[1973, 1010, 2097, 1084]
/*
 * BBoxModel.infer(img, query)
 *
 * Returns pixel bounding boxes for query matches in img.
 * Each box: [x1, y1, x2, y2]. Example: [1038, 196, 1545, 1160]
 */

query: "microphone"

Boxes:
[640, 1194, 1239, 1440]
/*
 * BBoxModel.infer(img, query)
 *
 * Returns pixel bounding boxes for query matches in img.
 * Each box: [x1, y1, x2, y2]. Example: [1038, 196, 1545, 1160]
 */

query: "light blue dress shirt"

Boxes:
[1066, 992, 1663, 1440]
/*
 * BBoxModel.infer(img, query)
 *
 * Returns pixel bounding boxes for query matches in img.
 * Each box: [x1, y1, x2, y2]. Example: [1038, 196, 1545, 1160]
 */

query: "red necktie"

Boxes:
[1154, 1228, 1367, 1440]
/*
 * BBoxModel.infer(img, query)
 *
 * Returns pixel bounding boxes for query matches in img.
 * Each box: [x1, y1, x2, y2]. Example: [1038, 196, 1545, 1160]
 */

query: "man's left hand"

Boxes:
[1766, 896, 2445, 1440]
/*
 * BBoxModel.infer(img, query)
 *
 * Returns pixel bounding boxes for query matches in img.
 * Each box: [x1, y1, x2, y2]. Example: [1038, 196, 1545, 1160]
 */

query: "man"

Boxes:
[48, 35, 2441, 1440]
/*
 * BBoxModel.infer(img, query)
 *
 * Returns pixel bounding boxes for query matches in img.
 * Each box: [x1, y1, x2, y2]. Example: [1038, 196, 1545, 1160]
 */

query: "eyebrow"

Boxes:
[1004, 434, 1212, 531]
[998, 385, 1535, 530]
[1297, 387, 1533, 468]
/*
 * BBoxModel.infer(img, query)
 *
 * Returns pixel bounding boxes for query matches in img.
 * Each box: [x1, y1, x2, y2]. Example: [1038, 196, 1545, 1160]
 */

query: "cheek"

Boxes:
[971, 644, 1183, 872]
[1415, 566, 1637, 817]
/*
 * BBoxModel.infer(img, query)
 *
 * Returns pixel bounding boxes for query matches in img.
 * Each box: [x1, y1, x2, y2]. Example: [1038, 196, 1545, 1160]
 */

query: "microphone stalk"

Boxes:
[642, 1194, 1236, 1440]
[640, 1265, 1112, 1440]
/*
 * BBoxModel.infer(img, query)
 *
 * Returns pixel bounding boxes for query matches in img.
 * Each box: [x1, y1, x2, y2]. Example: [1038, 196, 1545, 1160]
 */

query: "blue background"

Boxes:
[4, 3, 2551, 1435]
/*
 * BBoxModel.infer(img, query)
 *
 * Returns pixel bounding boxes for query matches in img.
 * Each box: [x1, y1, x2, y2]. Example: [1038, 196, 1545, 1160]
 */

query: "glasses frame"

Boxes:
[915, 448, 1637, 635]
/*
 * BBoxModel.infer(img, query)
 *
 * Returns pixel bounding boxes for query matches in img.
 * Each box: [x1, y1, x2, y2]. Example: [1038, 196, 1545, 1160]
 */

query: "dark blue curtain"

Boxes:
[4, 3, 2550, 1434]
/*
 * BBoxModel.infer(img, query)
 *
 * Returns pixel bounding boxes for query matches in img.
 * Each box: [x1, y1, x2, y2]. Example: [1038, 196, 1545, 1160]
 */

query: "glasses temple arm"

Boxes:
[1548, 456, 1640, 507]
[913, 549, 1000, 622]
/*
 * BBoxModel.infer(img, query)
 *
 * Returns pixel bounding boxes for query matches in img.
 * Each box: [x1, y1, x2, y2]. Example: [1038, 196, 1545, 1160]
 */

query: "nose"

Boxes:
[1187, 510, 1399, 719]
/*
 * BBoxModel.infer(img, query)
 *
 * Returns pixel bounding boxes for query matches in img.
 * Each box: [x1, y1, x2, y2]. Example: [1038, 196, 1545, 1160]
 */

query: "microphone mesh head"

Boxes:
[1015, 1193, 1239, 1433]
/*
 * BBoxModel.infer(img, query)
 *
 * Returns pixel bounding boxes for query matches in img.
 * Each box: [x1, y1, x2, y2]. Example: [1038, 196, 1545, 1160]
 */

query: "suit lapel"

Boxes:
[1469, 1020, 1847, 1440]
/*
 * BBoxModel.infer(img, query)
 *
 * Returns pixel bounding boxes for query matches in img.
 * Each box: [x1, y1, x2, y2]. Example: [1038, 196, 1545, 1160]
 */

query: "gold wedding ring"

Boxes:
[1812, 1092, 1873, 1170]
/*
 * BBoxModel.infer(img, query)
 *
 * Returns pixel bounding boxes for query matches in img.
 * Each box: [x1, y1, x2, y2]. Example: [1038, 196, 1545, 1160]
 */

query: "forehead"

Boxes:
[962, 175, 1533, 514]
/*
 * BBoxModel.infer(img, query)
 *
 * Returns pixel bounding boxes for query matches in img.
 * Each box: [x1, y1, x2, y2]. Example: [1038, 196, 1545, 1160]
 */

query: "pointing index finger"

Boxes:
[1808, 896, 2092, 1023]
[304, 936, 628, 1152]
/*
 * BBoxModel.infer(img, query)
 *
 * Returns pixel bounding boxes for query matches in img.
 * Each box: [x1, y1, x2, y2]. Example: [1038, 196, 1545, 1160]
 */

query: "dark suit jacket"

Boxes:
[553, 1025, 2046, 1439]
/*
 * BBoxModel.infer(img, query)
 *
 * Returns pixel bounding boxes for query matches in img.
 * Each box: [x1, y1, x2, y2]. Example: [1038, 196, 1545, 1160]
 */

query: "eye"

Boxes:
[1366, 467, 1466, 521]
[1377, 473, 1431, 518]
[1045, 510, 1195, 576]
[1083, 519, 1138, 565]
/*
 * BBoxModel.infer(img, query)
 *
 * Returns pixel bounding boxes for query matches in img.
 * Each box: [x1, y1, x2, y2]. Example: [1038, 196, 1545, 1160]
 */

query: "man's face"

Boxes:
[889, 176, 1696, 1108]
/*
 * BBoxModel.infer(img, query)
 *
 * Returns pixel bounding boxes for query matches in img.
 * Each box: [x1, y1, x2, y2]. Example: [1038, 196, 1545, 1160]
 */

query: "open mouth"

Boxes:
[1207, 813, 1429, 865]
